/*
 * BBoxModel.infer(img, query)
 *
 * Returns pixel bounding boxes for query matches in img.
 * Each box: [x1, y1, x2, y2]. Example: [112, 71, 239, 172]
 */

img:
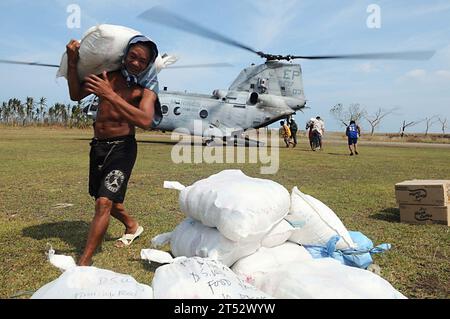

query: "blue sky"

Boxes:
[0, 0, 449, 133]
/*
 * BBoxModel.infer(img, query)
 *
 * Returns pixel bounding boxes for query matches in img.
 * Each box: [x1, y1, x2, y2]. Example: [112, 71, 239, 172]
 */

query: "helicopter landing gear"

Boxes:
[203, 136, 216, 146]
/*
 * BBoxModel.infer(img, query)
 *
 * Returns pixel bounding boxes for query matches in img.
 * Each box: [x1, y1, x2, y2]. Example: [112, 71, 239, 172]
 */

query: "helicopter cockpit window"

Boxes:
[199, 109, 208, 119]
[161, 105, 169, 115]
[174, 107, 181, 116]
[257, 78, 268, 93]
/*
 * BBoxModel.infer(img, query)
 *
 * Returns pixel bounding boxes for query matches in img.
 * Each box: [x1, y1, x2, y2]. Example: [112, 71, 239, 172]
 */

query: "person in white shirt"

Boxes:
[312, 116, 325, 150]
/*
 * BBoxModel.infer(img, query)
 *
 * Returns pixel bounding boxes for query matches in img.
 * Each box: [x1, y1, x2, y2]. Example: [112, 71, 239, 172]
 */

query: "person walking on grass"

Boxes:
[346, 120, 361, 156]
[306, 118, 316, 150]
[280, 121, 291, 148]
[66, 35, 161, 266]
[289, 118, 298, 147]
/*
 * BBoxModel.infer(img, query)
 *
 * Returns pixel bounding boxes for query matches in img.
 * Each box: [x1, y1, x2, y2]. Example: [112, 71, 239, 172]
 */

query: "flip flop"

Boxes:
[115, 225, 144, 247]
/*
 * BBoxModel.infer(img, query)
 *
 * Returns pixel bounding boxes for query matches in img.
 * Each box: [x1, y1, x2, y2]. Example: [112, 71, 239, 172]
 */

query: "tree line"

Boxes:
[330, 103, 448, 137]
[0, 97, 92, 128]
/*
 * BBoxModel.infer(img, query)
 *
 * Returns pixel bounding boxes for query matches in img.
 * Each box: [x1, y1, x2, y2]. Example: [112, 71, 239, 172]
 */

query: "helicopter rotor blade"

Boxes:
[288, 51, 435, 61]
[165, 62, 233, 69]
[0, 59, 59, 68]
[138, 6, 266, 58]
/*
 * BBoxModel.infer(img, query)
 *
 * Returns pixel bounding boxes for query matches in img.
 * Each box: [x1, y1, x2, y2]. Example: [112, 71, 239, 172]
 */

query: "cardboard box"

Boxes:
[399, 204, 449, 226]
[395, 180, 450, 206]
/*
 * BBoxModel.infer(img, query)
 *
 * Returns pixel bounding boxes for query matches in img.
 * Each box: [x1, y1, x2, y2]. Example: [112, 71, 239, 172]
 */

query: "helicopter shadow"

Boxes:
[369, 207, 401, 223]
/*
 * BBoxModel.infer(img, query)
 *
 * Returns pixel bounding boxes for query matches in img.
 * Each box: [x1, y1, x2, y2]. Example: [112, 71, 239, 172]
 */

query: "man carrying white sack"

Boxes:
[66, 35, 160, 266]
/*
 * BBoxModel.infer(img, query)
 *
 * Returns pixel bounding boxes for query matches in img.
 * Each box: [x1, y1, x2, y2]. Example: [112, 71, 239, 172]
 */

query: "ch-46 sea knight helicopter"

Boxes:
[137, 7, 435, 145]
[0, 6, 434, 146]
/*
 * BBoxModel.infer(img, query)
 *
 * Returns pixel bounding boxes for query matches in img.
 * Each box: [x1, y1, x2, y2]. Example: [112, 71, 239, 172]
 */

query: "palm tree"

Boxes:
[1, 101, 9, 124]
[25, 97, 34, 126]
[38, 97, 47, 124]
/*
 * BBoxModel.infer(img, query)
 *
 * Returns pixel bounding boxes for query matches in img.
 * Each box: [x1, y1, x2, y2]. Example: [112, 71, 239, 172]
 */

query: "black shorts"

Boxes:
[348, 137, 358, 145]
[89, 135, 137, 203]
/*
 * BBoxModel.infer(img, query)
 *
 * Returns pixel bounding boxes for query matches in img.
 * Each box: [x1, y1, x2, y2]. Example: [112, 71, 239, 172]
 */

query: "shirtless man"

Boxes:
[66, 36, 158, 266]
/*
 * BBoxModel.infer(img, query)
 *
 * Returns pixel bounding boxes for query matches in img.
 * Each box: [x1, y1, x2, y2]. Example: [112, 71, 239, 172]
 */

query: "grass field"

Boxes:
[0, 127, 449, 299]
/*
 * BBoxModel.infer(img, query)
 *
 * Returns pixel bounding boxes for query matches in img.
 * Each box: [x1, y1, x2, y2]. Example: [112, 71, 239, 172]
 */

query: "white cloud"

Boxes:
[435, 70, 450, 79]
[404, 69, 427, 78]
[398, 68, 450, 83]
[357, 62, 378, 73]
[245, 0, 302, 49]
[406, 2, 450, 16]
[308, 1, 363, 41]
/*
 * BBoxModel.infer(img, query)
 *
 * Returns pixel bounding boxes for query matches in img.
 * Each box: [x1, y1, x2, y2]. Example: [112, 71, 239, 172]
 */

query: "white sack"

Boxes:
[57, 24, 177, 82]
[170, 218, 260, 267]
[255, 258, 407, 299]
[231, 242, 312, 285]
[32, 266, 153, 299]
[152, 256, 271, 299]
[261, 219, 294, 248]
[177, 170, 290, 242]
[47, 246, 77, 272]
[151, 232, 172, 248]
[287, 186, 355, 249]
[140, 249, 174, 264]
[57, 24, 141, 81]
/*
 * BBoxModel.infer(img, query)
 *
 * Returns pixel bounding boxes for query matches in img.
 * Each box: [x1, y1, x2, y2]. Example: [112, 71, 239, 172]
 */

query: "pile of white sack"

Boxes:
[142, 169, 406, 299]
[33, 170, 406, 299]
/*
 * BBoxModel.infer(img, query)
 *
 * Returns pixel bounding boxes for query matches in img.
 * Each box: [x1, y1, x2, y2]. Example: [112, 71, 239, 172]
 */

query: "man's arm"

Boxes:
[66, 40, 91, 101]
[84, 72, 155, 129]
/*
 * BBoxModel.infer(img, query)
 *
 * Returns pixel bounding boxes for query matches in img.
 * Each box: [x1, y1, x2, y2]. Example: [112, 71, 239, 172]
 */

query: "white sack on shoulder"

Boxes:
[57, 24, 141, 81]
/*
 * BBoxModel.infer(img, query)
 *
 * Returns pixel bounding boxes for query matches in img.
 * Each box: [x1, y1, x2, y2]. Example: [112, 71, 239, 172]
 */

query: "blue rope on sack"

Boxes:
[304, 232, 391, 269]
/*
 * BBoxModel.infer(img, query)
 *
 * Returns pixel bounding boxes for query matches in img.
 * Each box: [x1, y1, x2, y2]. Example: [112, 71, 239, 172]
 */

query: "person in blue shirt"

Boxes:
[346, 120, 361, 156]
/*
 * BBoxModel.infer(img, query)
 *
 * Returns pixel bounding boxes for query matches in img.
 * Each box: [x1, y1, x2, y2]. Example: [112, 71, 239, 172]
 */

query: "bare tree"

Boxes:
[364, 107, 397, 136]
[400, 120, 422, 138]
[330, 103, 366, 127]
[423, 115, 439, 136]
[437, 117, 448, 137]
